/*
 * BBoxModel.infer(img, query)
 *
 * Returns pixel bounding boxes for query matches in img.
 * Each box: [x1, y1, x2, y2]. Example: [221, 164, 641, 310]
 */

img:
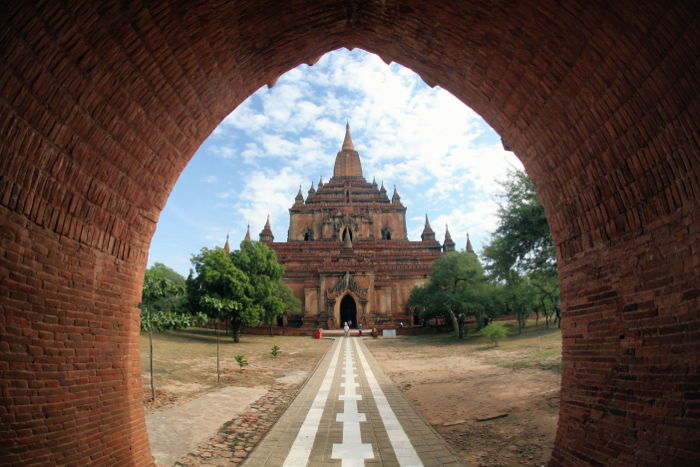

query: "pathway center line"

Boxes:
[331, 338, 374, 466]
[353, 338, 424, 467]
[283, 338, 342, 467]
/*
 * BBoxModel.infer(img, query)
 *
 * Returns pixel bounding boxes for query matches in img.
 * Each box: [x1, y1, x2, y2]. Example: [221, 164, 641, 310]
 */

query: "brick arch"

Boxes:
[1, 1, 697, 465]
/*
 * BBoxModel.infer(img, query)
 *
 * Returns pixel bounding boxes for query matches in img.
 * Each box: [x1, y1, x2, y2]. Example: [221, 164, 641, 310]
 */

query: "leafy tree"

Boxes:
[503, 275, 535, 334]
[480, 321, 509, 346]
[187, 247, 252, 343]
[530, 270, 561, 328]
[482, 170, 561, 328]
[230, 240, 287, 338]
[140, 264, 203, 401]
[409, 252, 500, 339]
[187, 241, 288, 343]
[483, 169, 556, 279]
[264, 283, 301, 334]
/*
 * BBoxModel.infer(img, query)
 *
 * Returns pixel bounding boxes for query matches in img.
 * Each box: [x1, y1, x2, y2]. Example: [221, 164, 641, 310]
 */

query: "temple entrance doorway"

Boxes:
[340, 295, 357, 328]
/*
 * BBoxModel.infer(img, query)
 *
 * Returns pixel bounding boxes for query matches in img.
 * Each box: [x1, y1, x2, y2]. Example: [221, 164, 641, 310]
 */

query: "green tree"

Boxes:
[264, 282, 301, 334]
[504, 275, 535, 334]
[482, 170, 561, 328]
[140, 264, 202, 401]
[530, 270, 561, 328]
[187, 247, 252, 343]
[231, 240, 287, 338]
[187, 241, 288, 343]
[482, 169, 556, 279]
[409, 252, 500, 339]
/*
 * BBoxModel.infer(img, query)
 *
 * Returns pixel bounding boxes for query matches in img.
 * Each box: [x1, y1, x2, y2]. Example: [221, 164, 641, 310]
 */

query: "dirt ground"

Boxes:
[143, 325, 560, 466]
[366, 326, 561, 467]
[140, 329, 331, 409]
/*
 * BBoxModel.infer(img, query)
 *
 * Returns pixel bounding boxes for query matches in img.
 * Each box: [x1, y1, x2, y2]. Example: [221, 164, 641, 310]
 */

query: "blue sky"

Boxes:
[147, 49, 523, 276]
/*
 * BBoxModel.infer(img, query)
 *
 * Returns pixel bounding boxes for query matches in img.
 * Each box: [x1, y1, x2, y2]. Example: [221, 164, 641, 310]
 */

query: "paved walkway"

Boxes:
[244, 337, 465, 466]
[146, 385, 266, 466]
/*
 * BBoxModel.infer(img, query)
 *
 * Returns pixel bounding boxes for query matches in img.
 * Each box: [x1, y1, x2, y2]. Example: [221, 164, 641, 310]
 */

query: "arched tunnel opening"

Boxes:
[1, 2, 698, 465]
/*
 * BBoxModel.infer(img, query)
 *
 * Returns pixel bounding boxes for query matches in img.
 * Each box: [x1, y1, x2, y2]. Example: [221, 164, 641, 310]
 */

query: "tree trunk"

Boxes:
[457, 315, 465, 339]
[148, 330, 155, 401]
[215, 322, 220, 383]
[447, 310, 459, 338]
[231, 317, 241, 343]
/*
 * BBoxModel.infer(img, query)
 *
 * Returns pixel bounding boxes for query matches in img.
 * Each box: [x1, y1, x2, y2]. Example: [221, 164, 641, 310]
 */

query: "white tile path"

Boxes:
[331, 338, 374, 466]
[283, 337, 342, 466]
[353, 338, 423, 467]
[244, 337, 464, 466]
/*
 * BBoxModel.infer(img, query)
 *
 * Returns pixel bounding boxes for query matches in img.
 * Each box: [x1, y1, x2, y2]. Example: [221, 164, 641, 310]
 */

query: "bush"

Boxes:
[481, 322, 509, 346]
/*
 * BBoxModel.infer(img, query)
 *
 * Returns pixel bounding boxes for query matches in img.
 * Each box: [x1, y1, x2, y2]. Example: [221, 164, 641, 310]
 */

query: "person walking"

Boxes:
[358, 323, 363, 336]
[343, 322, 350, 337]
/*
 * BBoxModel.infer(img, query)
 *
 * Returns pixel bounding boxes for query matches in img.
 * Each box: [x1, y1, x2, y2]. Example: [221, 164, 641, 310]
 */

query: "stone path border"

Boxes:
[146, 386, 266, 466]
[173, 383, 304, 466]
[244, 337, 465, 466]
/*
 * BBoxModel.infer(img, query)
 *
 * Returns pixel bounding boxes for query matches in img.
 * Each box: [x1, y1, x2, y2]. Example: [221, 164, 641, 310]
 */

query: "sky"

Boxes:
[147, 49, 523, 276]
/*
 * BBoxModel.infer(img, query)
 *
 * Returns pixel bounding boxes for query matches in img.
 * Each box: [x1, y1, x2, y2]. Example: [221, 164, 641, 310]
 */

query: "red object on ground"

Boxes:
[315, 329, 322, 339]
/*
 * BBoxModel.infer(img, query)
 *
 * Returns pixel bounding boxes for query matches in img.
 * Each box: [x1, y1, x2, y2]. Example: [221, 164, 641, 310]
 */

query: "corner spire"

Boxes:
[259, 215, 274, 242]
[391, 185, 401, 205]
[443, 224, 455, 252]
[342, 121, 354, 151]
[466, 233, 474, 254]
[421, 214, 436, 242]
[224, 233, 230, 253]
[244, 225, 251, 242]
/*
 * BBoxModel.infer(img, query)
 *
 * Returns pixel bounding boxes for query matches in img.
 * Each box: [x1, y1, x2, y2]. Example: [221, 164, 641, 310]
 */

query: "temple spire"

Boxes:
[342, 121, 354, 151]
[391, 185, 401, 205]
[421, 214, 436, 242]
[295, 186, 304, 205]
[259, 215, 274, 242]
[443, 225, 455, 252]
[224, 233, 230, 253]
[244, 225, 251, 242]
[466, 233, 474, 254]
[333, 122, 363, 178]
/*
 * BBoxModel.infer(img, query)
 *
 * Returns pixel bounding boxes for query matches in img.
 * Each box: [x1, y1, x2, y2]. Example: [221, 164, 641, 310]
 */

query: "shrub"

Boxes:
[480, 322, 509, 346]
[234, 354, 248, 370]
[271, 345, 281, 358]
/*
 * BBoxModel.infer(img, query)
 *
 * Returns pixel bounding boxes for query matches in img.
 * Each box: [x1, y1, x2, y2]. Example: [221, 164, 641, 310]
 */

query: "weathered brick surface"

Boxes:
[0, 1, 698, 465]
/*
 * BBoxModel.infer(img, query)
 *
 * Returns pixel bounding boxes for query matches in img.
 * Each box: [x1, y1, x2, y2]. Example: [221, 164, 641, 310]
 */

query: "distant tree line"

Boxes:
[409, 169, 560, 339]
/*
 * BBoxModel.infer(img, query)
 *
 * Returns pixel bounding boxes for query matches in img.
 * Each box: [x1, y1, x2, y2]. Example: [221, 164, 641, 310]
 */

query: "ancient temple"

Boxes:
[257, 124, 458, 329]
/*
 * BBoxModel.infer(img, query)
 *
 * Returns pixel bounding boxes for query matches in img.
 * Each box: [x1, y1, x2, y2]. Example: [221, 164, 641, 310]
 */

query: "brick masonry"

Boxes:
[0, 1, 698, 465]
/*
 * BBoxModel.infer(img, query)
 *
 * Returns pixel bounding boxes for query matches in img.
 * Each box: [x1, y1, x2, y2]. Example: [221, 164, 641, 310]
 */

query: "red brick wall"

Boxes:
[1, 1, 698, 465]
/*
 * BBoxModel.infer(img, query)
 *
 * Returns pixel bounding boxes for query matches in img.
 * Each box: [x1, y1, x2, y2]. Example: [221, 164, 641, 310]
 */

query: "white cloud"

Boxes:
[149, 48, 525, 274]
[234, 166, 305, 238]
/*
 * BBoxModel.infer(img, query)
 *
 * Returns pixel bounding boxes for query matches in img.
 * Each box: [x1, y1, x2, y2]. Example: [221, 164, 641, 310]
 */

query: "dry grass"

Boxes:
[140, 328, 331, 406]
[367, 319, 562, 374]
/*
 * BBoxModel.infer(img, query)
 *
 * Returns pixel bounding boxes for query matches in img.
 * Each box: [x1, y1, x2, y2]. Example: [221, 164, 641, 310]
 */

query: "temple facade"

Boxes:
[256, 124, 467, 329]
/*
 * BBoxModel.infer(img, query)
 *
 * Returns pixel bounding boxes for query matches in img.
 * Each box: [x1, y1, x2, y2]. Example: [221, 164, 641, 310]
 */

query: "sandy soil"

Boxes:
[366, 339, 560, 467]
[141, 331, 331, 409]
